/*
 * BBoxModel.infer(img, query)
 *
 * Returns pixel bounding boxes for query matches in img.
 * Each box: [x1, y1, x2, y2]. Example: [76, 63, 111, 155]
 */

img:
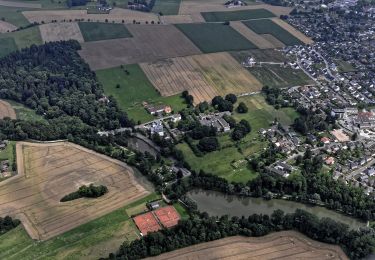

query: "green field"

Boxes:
[335, 59, 357, 73]
[0, 6, 31, 27]
[201, 8, 275, 22]
[0, 38, 17, 57]
[152, 0, 181, 15]
[175, 23, 257, 53]
[178, 95, 298, 183]
[243, 19, 303, 46]
[0, 26, 42, 57]
[78, 22, 133, 42]
[5, 99, 45, 122]
[0, 193, 160, 260]
[0, 141, 15, 177]
[247, 64, 314, 88]
[96, 64, 187, 123]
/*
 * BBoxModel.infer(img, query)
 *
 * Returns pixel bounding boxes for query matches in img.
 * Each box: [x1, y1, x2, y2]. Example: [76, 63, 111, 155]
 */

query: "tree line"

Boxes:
[60, 184, 108, 202]
[104, 209, 374, 260]
[0, 216, 20, 235]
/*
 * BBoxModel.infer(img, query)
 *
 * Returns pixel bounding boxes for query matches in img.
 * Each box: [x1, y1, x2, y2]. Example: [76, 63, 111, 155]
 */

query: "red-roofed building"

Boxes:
[321, 137, 330, 144]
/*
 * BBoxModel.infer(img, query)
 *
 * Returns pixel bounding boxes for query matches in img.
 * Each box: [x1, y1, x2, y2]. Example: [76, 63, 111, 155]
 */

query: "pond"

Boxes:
[187, 189, 366, 230]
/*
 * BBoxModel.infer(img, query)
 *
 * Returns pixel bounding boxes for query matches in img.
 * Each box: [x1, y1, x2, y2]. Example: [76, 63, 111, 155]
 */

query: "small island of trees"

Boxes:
[60, 184, 108, 202]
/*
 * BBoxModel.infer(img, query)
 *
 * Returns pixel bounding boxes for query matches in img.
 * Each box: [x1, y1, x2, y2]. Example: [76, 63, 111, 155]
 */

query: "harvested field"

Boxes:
[140, 52, 262, 103]
[160, 14, 194, 24]
[0, 142, 150, 240]
[0, 20, 17, 33]
[243, 19, 303, 46]
[201, 8, 275, 22]
[133, 212, 161, 235]
[175, 23, 256, 53]
[230, 21, 274, 49]
[0, 0, 41, 8]
[148, 231, 348, 260]
[261, 33, 285, 48]
[179, 1, 292, 16]
[154, 206, 180, 228]
[79, 24, 201, 70]
[22, 8, 159, 24]
[271, 17, 313, 44]
[0, 99, 16, 119]
[39, 22, 84, 43]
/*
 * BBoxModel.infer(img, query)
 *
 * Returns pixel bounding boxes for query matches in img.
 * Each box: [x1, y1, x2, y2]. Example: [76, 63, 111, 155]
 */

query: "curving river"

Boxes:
[187, 189, 366, 230]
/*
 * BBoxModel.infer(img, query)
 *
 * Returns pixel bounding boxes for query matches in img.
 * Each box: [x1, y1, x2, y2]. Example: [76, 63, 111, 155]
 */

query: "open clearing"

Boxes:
[140, 52, 262, 103]
[0, 0, 41, 8]
[201, 8, 275, 22]
[148, 231, 348, 260]
[0, 100, 16, 119]
[243, 19, 303, 46]
[0, 142, 150, 240]
[175, 23, 256, 53]
[78, 22, 132, 42]
[79, 24, 201, 70]
[22, 8, 159, 24]
[39, 22, 84, 43]
[0, 20, 17, 33]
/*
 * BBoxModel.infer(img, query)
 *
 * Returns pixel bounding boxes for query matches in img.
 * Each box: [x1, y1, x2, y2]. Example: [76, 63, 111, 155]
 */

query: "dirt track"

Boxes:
[39, 22, 84, 43]
[79, 24, 201, 70]
[0, 142, 151, 240]
[0, 100, 16, 119]
[148, 231, 348, 260]
[0, 20, 17, 33]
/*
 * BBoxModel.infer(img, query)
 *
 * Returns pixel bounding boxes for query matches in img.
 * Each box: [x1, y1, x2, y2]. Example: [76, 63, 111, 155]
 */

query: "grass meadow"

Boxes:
[152, 0, 181, 15]
[201, 9, 275, 22]
[96, 64, 187, 123]
[78, 22, 133, 42]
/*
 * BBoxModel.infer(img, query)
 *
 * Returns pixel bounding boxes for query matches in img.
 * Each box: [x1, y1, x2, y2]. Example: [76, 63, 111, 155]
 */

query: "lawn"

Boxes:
[0, 6, 31, 27]
[4, 99, 45, 122]
[335, 59, 357, 73]
[96, 64, 187, 123]
[78, 22, 133, 42]
[243, 19, 303, 46]
[247, 64, 314, 88]
[177, 95, 299, 183]
[175, 23, 257, 53]
[0, 193, 160, 260]
[173, 202, 189, 220]
[152, 0, 181, 15]
[0, 26, 42, 57]
[201, 8, 275, 22]
[0, 38, 17, 57]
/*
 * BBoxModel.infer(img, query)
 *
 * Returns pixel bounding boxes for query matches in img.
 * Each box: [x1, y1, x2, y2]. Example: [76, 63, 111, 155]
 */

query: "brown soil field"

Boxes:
[0, 20, 17, 33]
[0, 0, 41, 8]
[179, 1, 292, 17]
[39, 22, 84, 43]
[0, 142, 151, 240]
[148, 231, 349, 260]
[22, 8, 159, 24]
[261, 34, 285, 48]
[0, 100, 16, 119]
[271, 17, 313, 44]
[140, 52, 262, 103]
[230, 21, 275, 49]
[79, 24, 202, 70]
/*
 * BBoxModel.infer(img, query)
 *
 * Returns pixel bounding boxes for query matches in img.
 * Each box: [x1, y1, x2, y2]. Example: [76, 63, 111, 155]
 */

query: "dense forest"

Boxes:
[0, 216, 20, 235]
[106, 209, 374, 260]
[60, 184, 108, 202]
[0, 41, 132, 131]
